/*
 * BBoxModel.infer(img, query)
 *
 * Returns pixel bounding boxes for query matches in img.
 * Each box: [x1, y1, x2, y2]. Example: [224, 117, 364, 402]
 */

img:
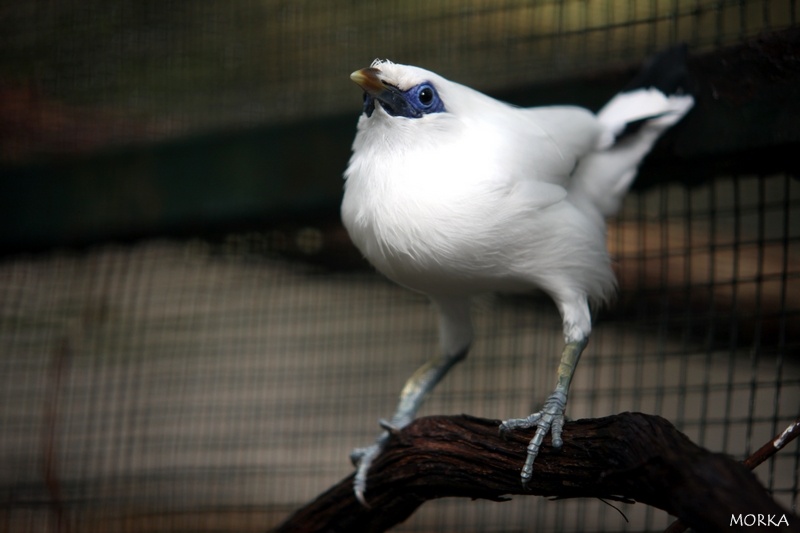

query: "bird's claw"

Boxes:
[500, 390, 568, 486]
[378, 418, 402, 435]
[350, 431, 390, 507]
[349, 445, 371, 467]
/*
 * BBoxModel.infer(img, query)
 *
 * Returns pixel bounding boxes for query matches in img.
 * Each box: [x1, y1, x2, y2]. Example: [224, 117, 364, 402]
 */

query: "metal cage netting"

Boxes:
[0, 1, 798, 532]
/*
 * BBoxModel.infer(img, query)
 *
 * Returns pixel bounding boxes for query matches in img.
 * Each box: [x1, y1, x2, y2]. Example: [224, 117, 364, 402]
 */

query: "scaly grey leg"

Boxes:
[352, 346, 469, 506]
[500, 337, 588, 486]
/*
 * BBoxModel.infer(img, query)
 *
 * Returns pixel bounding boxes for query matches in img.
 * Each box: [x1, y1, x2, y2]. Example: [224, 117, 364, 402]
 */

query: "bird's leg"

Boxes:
[500, 336, 588, 486]
[351, 346, 469, 506]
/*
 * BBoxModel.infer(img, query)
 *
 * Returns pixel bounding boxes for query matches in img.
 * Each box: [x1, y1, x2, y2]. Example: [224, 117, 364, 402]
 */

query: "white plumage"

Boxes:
[342, 52, 693, 505]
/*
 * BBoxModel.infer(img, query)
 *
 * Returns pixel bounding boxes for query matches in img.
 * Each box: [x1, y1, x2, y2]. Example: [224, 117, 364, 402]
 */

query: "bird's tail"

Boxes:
[571, 45, 695, 217]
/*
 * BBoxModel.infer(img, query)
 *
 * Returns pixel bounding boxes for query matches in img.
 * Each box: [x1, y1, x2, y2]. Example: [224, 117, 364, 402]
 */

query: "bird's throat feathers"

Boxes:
[354, 100, 460, 153]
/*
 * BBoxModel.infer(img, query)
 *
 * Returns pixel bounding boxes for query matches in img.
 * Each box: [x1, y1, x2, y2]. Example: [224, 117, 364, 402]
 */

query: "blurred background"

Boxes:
[1, 1, 798, 531]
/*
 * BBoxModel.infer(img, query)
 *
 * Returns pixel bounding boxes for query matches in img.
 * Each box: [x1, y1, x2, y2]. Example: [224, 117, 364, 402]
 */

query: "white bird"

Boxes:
[342, 47, 694, 506]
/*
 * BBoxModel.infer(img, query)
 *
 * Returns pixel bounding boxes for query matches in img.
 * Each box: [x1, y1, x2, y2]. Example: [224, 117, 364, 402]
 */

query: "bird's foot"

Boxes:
[350, 440, 382, 507]
[499, 390, 567, 487]
[350, 420, 401, 507]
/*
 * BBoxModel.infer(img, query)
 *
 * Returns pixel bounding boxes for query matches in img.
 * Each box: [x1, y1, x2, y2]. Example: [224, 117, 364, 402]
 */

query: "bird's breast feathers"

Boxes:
[342, 139, 506, 290]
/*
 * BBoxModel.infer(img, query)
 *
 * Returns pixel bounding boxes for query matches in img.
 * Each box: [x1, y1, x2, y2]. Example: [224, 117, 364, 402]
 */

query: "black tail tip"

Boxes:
[624, 44, 691, 95]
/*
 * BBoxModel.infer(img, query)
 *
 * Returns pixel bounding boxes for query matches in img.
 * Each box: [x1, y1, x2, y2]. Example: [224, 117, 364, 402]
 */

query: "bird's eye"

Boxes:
[398, 82, 445, 116]
[418, 86, 434, 106]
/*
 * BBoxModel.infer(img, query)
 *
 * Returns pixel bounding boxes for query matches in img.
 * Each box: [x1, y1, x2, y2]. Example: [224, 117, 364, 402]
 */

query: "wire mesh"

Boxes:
[1, 1, 798, 532]
[1, 0, 797, 161]
[1, 173, 797, 532]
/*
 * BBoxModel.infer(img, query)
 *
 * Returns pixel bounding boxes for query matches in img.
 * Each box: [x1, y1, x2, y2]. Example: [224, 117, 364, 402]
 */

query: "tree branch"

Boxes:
[273, 412, 798, 533]
[664, 417, 800, 533]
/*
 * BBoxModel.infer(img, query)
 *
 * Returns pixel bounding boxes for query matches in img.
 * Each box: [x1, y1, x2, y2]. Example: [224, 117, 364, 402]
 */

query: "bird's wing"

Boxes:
[479, 105, 604, 208]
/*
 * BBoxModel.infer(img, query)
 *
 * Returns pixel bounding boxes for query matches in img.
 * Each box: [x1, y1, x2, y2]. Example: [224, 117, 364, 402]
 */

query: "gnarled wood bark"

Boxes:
[274, 412, 797, 533]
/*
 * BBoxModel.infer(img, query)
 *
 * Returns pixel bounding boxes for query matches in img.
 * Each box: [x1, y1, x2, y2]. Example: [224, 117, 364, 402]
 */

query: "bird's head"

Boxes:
[350, 60, 448, 119]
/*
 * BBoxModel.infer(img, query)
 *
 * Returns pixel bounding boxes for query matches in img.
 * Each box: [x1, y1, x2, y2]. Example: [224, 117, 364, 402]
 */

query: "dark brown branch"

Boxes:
[665, 417, 800, 533]
[274, 412, 798, 533]
[742, 418, 800, 471]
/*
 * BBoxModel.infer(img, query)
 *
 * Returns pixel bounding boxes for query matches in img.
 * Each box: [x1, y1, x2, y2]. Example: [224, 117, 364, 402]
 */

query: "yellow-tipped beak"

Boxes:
[350, 67, 385, 95]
